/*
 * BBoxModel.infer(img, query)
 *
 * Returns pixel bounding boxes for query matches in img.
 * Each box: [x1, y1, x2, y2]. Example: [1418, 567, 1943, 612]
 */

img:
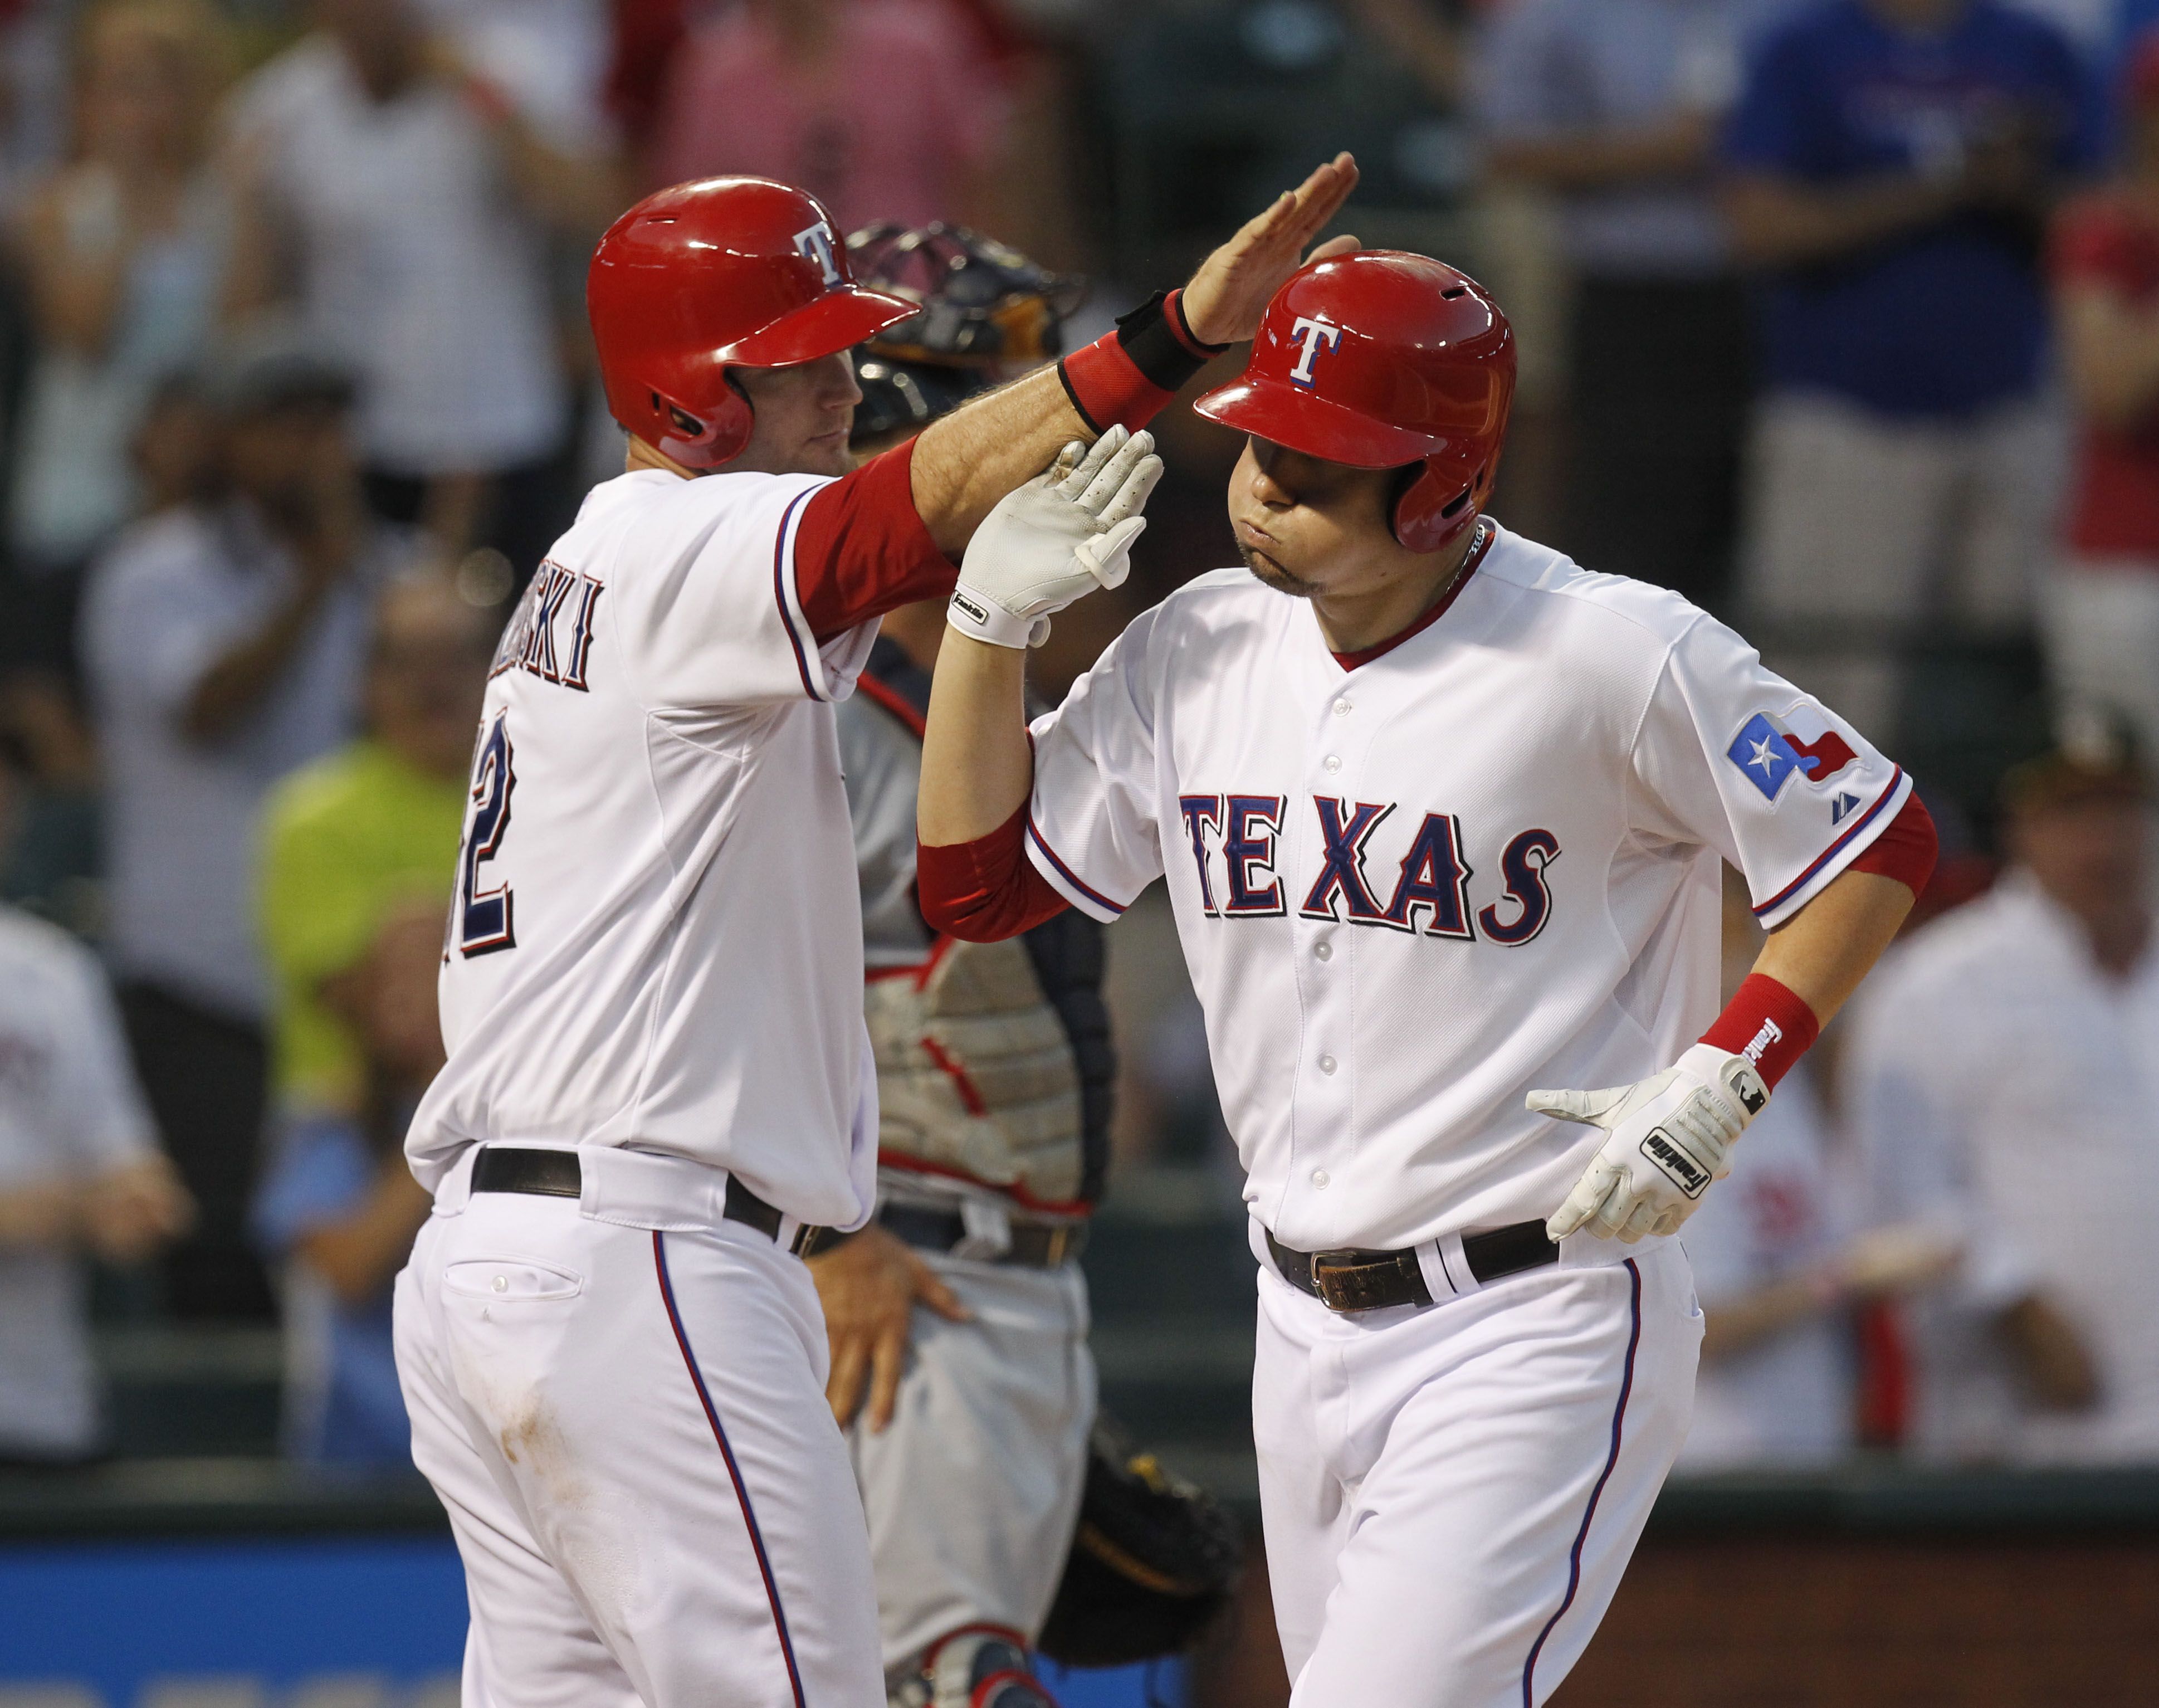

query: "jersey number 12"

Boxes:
[458, 713, 517, 957]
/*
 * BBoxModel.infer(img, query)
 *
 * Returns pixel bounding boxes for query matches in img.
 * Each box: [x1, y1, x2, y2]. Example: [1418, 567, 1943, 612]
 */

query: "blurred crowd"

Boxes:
[0, 0, 2157, 1483]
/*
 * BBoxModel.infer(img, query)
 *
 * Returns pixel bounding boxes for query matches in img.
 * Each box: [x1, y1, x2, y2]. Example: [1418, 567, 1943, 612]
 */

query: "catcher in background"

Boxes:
[813, 225, 1234, 1708]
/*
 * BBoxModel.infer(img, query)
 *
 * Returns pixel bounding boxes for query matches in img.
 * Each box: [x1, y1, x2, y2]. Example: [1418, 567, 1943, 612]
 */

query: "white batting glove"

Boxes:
[1529, 1043, 1770, 1244]
[949, 426, 1164, 648]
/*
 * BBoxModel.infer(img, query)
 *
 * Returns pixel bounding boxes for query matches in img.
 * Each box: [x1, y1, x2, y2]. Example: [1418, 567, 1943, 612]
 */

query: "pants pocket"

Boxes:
[443, 1257, 584, 1302]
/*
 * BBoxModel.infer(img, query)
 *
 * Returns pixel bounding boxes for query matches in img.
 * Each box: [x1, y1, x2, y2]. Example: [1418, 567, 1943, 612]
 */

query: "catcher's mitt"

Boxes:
[1034, 1416, 1243, 1667]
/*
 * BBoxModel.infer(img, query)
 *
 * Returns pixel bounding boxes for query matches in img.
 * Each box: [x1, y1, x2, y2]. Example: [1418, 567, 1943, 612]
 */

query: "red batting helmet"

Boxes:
[588, 177, 918, 469]
[1193, 251, 1515, 553]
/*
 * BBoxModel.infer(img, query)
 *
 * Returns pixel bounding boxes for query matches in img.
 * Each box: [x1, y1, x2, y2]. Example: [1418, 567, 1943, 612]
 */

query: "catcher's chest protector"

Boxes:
[865, 936, 1088, 1206]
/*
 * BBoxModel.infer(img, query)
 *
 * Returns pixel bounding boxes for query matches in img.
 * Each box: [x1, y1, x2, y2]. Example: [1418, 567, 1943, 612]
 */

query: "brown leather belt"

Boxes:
[1266, 1220, 1558, 1313]
[877, 1202, 1088, 1267]
[471, 1147, 833, 1257]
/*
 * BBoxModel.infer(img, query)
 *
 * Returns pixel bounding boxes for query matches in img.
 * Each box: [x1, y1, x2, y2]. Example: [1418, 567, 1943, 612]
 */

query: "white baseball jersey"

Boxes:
[1024, 522, 1909, 1252]
[0, 906, 162, 1456]
[406, 467, 880, 1228]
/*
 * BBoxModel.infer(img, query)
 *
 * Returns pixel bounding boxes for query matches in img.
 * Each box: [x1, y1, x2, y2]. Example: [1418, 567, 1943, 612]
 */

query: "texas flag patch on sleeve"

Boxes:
[1726, 708, 1859, 802]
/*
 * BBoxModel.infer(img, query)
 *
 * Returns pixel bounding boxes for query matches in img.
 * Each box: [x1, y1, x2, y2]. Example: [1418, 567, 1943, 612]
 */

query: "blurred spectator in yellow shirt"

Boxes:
[258, 569, 495, 1115]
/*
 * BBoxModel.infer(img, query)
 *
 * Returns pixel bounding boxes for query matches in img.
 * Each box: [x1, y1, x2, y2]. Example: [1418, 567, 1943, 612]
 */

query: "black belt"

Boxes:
[1266, 1220, 1558, 1313]
[877, 1202, 1087, 1267]
[470, 1148, 834, 1257]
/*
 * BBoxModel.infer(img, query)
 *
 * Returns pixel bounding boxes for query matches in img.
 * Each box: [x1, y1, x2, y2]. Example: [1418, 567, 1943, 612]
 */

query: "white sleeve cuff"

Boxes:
[1022, 816, 1129, 924]
[1753, 769, 1913, 930]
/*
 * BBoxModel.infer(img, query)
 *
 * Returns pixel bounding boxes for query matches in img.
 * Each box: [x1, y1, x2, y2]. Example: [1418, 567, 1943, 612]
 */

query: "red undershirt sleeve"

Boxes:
[793, 439, 959, 642]
[917, 802, 1071, 941]
[1844, 793, 1938, 897]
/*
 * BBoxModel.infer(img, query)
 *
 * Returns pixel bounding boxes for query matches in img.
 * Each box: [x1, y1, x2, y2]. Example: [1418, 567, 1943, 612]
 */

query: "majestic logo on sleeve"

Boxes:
[1286, 316, 1344, 386]
[794, 222, 842, 285]
[1181, 794, 1559, 946]
[1725, 709, 1860, 802]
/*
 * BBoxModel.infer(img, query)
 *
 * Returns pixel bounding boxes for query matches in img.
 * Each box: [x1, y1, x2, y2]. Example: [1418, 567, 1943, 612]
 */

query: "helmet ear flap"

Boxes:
[1391, 458, 1478, 554]
[1391, 447, 1505, 553]
[648, 375, 755, 469]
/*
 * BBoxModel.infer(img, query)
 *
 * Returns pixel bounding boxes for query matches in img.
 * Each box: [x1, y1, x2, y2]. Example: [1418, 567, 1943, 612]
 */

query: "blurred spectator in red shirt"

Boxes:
[2046, 31, 2159, 760]
[649, 0, 1010, 232]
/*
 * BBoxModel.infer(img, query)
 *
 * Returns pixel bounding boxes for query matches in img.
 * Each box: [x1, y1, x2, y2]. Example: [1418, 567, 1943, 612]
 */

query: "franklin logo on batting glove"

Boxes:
[1530, 1043, 1770, 1242]
[1640, 1129, 1711, 1197]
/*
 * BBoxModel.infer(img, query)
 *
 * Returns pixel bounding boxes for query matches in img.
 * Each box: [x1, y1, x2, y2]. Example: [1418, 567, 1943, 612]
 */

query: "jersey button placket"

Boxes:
[1297, 687, 1358, 1216]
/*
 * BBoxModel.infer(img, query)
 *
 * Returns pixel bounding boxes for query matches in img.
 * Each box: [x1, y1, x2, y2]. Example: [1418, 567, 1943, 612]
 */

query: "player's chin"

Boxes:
[1239, 542, 1321, 600]
[800, 431, 857, 477]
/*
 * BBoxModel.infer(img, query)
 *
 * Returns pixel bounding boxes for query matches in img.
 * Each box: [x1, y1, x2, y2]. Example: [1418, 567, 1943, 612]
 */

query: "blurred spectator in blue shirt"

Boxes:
[254, 900, 439, 1467]
[1723, 0, 2102, 739]
[1477, 0, 1792, 607]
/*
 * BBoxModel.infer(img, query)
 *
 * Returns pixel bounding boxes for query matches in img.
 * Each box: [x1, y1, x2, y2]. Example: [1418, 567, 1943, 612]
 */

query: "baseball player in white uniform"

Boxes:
[390, 163, 1356, 1707]
[911, 251, 1941, 1704]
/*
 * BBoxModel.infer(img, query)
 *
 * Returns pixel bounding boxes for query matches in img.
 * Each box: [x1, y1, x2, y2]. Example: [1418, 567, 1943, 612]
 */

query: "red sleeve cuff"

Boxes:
[917, 802, 1071, 941]
[1701, 972, 1820, 1090]
[1847, 794, 1938, 899]
[1055, 289, 1227, 436]
[794, 440, 959, 642]
[1058, 334, 1176, 436]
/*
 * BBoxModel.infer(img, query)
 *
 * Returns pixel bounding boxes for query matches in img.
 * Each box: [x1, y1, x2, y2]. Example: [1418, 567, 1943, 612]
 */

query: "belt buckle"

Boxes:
[1041, 1225, 1070, 1267]
[1310, 1250, 1384, 1313]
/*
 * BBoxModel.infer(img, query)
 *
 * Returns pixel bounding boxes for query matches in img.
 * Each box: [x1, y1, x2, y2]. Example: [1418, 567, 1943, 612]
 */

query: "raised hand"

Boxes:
[948, 427, 1165, 649]
[1181, 153, 1362, 347]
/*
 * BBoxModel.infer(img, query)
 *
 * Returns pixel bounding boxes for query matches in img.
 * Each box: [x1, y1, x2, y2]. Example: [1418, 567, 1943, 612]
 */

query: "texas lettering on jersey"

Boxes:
[1176, 792, 1561, 946]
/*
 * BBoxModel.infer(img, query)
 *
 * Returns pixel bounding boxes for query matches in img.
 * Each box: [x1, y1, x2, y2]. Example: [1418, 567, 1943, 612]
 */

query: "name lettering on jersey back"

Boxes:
[492, 560, 604, 691]
[1179, 793, 1560, 945]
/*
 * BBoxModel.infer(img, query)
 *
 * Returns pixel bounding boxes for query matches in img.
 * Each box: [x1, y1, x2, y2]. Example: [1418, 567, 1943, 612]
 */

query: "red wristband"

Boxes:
[1057, 332, 1175, 435]
[1700, 973, 1820, 1090]
[1054, 287, 1229, 435]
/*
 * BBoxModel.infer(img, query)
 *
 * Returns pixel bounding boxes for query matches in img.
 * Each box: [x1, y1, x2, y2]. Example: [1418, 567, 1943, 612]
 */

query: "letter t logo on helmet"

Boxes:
[587, 177, 916, 470]
[1287, 316, 1343, 387]
[1194, 252, 1516, 554]
[793, 222, 842, 286]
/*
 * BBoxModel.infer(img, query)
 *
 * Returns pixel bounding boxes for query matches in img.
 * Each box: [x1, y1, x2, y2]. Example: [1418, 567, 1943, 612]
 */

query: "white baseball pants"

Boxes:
[393, 1145, 885, 1708]
[1252, 1236, 1701, 1707]
[847, 1251, 1095, 1675]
